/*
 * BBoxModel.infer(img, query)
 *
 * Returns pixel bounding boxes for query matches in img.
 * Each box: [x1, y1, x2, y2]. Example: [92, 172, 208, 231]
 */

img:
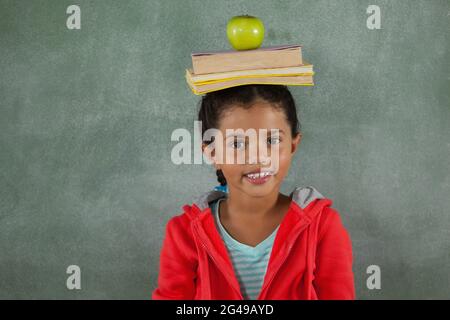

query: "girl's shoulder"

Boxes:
[167, 187, 227, 226]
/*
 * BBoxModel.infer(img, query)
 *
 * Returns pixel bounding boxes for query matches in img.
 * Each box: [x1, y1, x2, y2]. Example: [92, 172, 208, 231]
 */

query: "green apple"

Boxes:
[227, 15, 265, 50]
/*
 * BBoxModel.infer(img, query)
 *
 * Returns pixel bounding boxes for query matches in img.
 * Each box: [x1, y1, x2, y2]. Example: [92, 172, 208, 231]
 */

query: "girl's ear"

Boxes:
[290, 133, 302, 154]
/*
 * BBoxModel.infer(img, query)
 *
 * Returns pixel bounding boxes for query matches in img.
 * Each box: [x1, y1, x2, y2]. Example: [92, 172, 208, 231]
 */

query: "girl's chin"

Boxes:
[228, 179, 277, 198]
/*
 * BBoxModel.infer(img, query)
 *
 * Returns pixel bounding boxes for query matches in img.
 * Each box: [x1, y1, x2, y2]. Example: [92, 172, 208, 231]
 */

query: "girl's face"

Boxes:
[204, 99, 302, 198]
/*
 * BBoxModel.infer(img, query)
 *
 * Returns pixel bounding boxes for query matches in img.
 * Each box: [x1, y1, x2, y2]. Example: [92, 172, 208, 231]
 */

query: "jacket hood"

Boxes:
[183, 185, 328, 220]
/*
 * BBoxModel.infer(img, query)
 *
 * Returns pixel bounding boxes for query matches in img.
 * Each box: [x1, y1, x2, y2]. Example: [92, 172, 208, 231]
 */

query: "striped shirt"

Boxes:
[210, 198, 279, 300]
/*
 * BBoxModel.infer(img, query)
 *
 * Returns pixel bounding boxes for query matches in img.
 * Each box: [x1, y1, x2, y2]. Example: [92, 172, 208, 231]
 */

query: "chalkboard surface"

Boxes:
[0, 0, 449, 299]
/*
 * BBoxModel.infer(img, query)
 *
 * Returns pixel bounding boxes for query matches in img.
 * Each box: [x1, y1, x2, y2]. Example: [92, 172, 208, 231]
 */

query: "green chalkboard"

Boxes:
[0, 0, 449, 299]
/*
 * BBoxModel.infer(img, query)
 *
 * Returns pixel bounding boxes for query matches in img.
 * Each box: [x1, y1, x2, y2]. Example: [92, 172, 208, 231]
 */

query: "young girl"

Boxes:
[152, 85, 355, 300]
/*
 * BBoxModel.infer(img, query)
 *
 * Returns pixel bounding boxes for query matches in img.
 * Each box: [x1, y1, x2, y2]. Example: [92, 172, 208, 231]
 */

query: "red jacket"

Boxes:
[152, 186, 355, 300]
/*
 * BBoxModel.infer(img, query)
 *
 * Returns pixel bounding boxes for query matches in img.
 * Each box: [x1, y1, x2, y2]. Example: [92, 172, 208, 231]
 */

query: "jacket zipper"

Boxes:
[257, 244, 292, 299]
[193, 222, 244, 300]
[257, 221, 309, 299]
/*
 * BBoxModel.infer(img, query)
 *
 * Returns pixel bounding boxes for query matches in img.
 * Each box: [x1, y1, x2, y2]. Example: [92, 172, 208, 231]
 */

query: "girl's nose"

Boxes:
[247, 145, 271, 165]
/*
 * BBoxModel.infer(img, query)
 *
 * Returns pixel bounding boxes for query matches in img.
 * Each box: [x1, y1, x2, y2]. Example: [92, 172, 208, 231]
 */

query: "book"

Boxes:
[186, 62, 313, 85]
[186, 73, 314, 95]
[191, 44, 303, 75]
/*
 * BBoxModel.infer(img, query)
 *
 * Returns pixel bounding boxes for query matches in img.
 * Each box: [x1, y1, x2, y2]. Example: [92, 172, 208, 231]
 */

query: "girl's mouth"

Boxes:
[243, 171, 273, 185]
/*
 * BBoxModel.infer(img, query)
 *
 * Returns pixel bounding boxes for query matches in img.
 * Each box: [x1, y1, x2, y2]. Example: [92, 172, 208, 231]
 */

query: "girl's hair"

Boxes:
[198, 84, 301, 186]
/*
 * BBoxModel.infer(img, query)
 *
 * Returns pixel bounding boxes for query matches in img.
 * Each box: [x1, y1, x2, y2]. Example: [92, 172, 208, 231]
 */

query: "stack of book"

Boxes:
[185, 44, 313, 95]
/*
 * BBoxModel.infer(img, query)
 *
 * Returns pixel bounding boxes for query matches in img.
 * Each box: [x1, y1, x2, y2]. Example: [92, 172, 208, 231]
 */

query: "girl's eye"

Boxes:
[230, 140, 245, 149]
[268, 137, 281, 145]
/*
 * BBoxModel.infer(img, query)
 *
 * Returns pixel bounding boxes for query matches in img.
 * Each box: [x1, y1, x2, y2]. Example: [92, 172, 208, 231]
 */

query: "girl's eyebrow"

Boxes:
[225, 129, 284, 138]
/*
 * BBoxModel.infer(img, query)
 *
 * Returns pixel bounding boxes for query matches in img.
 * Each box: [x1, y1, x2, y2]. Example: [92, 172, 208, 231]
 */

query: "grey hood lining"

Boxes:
[192, 186, 325, 211]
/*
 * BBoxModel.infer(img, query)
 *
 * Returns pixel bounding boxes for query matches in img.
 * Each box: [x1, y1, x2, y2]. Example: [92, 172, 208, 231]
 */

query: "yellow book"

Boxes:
[186, 73, 314, 95]
[186, 62, 313, 85]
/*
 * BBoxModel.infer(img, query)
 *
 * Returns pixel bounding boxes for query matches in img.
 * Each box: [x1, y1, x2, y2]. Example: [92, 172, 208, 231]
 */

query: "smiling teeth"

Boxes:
[246, 172, 272, 179]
